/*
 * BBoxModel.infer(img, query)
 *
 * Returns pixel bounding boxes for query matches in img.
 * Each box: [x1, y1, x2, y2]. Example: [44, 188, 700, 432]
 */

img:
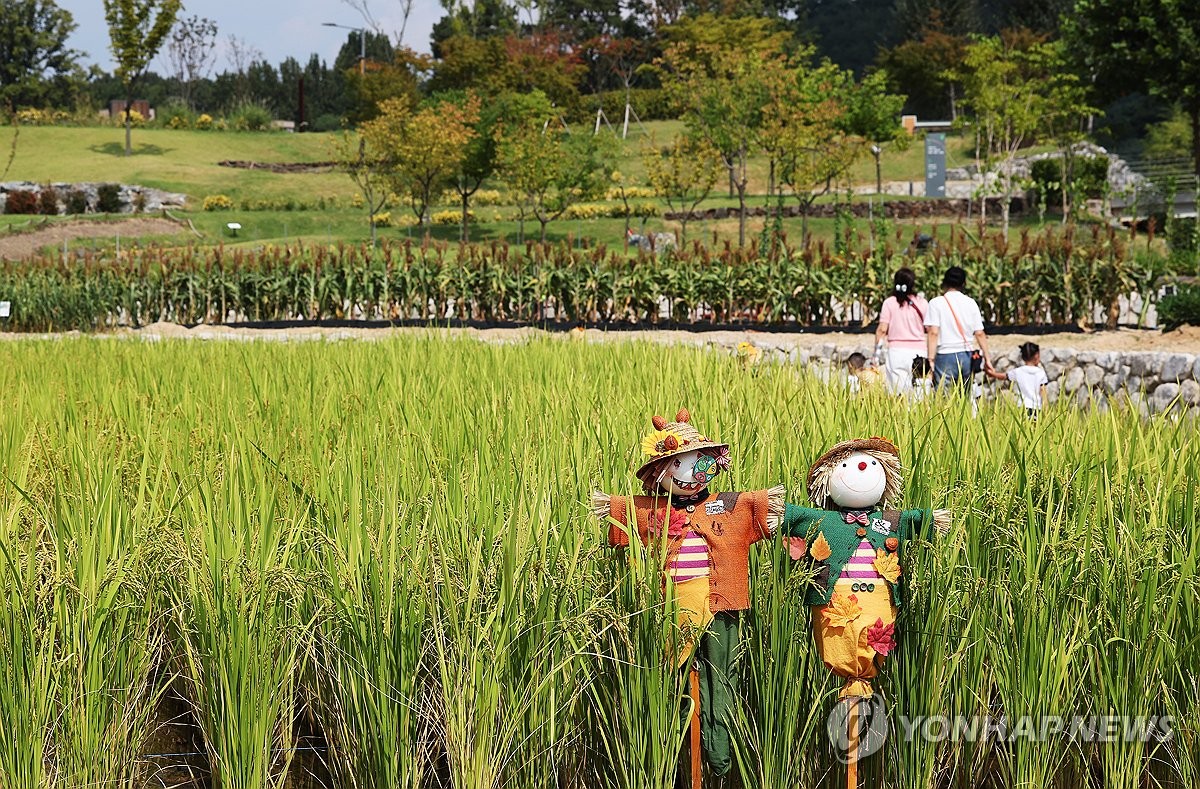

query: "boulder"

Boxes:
[1161, 353, 1195, 383]
[1084, 364, 1105, 387]
[1151, 382, 1181, 413]
[1181, 379, 1200, 407]
[1063, 367, 1085, 393]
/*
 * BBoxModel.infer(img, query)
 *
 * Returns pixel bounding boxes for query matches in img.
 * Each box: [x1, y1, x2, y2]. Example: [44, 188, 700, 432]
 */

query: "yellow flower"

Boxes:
[824, 593, 862, 629]
[641, 429, 683, 456]
[810, 532, 833, 562]
[874, 551, 902, 584]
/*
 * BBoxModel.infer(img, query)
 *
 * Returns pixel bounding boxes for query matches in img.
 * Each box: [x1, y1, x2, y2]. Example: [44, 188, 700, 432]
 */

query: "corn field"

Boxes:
[0, 335, 1197, 789]
[0, 224, 1183, 331]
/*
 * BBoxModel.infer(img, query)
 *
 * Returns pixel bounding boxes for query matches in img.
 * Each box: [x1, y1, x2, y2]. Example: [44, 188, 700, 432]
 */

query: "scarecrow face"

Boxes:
[655, 449, 712, 497]
[827, 452, 887, 510]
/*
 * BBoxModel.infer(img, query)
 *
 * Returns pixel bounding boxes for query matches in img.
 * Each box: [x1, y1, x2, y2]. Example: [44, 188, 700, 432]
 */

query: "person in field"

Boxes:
[874, 267, 930, 394]
[782, 438, 949, 699]
[592, 409, 783, 776]
[987, 341, 1049, 417]
[923, 266, 993, 392]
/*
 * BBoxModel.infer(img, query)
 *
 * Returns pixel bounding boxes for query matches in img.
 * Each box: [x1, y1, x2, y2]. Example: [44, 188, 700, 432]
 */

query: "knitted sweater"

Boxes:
[782, 505, 936, 609]
[596, 487, 784, 612]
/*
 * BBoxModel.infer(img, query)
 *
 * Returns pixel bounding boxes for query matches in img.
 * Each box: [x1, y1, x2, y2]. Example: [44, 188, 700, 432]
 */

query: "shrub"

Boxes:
[564, 202, 609, 220]
[231, 103, 272, 132]
[1158, 283, 1200, 329]
[431, 209, 470, 225]
[15, 108, 52, 125]
[195, 113, 215, 130]
[39, 185, 60, 215]
[1166, 218, 1199, 255]
[112, 109, 145, 127]
[605, 185, 657, 201]
[96, 184, 124, 213]
[4, 189, 39, 214]
[373, 211, 391, 227]
[65, 189, 89, 215]
[203, 194, 234, 212]
[350, 193, 364, 209]
[310, 113, 342, 133]
[133, 190, 147, 213]
[159, 102, 194, 129]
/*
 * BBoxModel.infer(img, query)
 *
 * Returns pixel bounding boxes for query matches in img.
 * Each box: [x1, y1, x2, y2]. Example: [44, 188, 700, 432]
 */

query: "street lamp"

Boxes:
[323, 21, 366, 75]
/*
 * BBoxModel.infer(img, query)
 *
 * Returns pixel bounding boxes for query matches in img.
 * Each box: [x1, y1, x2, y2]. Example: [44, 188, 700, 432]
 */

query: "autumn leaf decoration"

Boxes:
[824, 593, 862, 629]
[874, 551, 901, 584]
[810, 532, 832, 561]
[866, 618, 896, 657]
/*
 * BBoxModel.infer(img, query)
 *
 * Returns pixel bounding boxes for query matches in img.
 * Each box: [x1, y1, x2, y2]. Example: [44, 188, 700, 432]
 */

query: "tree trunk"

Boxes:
[1191, 102, 1200, 180]
[461, 191, 470, 243]
[737, 185, 747, 248]
[124, 97, 133, 157]
[540, 217, 548, 242]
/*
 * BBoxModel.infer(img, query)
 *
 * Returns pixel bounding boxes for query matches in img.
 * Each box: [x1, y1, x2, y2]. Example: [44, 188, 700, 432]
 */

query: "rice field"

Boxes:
[0, 334, 1197, 789]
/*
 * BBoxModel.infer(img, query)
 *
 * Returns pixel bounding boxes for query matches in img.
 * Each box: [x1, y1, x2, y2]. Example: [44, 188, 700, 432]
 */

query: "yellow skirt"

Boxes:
[812, 578, 897, 698]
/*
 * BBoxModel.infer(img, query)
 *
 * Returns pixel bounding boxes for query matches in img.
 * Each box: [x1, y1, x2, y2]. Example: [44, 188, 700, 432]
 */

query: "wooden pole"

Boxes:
[846, 697, 860, 789]
[689, 665, 702, 789]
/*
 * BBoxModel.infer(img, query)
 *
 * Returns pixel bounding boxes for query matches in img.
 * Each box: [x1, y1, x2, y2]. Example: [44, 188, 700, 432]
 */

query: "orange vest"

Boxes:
[606, 489, 773, 612]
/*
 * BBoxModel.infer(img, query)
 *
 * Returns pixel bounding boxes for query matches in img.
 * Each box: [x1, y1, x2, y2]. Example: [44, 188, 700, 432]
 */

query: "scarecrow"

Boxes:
[782, 437, 949, 786]
[592, 408, 784, 782]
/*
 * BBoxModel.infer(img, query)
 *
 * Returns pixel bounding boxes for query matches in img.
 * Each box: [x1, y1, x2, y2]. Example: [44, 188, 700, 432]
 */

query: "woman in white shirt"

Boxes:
[874, 267, 930, 393]
[923, 266, 993, 391]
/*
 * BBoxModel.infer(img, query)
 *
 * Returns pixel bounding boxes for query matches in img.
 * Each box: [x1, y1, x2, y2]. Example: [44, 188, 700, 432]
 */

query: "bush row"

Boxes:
[0, 225, 1186, 332]
[3, 184, 126, 215]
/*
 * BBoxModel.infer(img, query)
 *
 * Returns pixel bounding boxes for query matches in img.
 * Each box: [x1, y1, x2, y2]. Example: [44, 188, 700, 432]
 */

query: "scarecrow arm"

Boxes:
[591, 492, 649, 547]
[900, 508, 952, 540]
[782, 503, 825, 537]
[763, 485, 785, 535]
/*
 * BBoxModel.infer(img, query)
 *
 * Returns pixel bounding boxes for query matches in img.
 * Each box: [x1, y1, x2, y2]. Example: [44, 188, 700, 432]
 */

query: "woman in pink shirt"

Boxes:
[874, 268, 929, 393]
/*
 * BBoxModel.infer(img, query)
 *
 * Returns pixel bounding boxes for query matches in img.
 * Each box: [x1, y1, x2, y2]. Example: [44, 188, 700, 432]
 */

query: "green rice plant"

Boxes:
[169, 443, 309, 789]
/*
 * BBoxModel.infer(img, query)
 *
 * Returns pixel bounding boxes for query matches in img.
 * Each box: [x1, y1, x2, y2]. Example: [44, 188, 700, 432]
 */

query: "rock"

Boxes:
[1194, 356, 1200, 382]
[1063, 367, 1085, 393]
[1129, 353, 1158, 378]
[1044, 361, 1064, 381]
[1085, 364, 1105, 387]
[1151, 382, 1181, 413]
[1047, 381, 1060, 402]
[1104, 372, 1124, 394]
[1078, 351, 1097, 364]
[1181, 379, 1200, 407]
[1128, 376, 1142, 392]
[1161, 353, 1195, 383]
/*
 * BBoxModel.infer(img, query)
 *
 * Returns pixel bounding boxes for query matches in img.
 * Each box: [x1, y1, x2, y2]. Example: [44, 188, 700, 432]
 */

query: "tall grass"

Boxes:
[0, 334, 1197, 789]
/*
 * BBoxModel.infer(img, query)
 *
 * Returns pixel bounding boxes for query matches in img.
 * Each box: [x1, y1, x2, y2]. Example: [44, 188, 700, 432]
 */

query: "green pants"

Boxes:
[690, 610, 739, 776]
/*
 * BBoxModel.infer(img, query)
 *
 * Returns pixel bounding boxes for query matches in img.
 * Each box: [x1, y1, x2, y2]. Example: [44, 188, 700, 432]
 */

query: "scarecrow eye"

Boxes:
[871, 460, 877, 466]
[841, 462, 847, 468]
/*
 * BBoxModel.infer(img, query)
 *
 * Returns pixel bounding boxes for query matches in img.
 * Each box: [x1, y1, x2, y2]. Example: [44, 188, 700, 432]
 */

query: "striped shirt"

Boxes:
[838, 540, 883, 581]
[669, 530, 711, 582]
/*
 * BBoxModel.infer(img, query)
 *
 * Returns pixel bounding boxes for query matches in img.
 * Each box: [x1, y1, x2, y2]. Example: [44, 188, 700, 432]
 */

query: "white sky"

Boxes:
[58, 0, 443, 72]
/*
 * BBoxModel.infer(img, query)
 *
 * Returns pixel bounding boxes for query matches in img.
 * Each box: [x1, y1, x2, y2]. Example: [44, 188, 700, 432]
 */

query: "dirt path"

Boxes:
[0, 218, 188, 260]
[13, 321, 1186, 354]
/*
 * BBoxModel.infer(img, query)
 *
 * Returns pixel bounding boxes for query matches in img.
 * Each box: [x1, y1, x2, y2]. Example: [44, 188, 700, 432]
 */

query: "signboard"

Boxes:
[925, 133, 946, 199]
[0, 301, 9, 318]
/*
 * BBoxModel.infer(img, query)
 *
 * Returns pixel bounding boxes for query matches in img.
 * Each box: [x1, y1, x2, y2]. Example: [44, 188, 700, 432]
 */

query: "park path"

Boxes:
[0, 218, 186, 260]
[4, 321, 1190, 355]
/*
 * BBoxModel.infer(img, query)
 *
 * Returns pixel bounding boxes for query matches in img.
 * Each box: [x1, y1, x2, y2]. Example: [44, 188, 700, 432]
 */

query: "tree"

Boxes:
[659, 40, 774, 247]
[642, 134, 720, 243]
[1066, 0, 1200, 178]
[957, 34, 1055, 234]
[333, 131, 390, 244]
[877, 22, 967, 119]
[104, 0, 182, 156]
[164, 15, 216, 108]
[839, 69, 908, 194]
[362, 95, 479, 227]
[343, 47, 428, 125]
[0, 0, 80, 109]
[497, 108, 617, 242]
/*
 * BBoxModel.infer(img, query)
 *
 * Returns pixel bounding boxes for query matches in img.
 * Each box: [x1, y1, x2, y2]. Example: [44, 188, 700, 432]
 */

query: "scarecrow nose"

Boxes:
[858, 461, 868, 471]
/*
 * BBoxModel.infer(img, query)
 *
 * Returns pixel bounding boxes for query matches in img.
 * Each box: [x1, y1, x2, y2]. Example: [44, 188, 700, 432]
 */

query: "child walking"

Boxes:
[987, 342, 1049, 416]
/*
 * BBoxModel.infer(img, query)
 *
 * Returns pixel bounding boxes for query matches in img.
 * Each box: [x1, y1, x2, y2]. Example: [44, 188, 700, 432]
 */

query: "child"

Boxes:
[987, 342, 1049, 416]
[846, 352, 884, 394]
[909, 356, 932, 403]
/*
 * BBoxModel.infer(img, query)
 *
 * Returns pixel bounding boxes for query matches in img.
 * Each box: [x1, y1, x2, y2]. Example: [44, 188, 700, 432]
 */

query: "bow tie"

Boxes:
[842, 511, 870, 526]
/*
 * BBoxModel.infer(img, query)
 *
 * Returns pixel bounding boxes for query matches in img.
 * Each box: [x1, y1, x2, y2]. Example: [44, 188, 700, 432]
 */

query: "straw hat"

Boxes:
[806, 437, 903, 509]
[635, 408, 728, 486]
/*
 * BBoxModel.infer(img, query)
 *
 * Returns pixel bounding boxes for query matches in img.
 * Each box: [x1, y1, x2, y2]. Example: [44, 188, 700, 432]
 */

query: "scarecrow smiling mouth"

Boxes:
[671, 478, 705, 492]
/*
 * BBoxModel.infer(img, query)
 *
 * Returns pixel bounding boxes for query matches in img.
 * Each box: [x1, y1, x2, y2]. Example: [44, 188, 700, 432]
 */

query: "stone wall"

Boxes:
[0, 181, 187, 214]
[730, 338, 1200, 414]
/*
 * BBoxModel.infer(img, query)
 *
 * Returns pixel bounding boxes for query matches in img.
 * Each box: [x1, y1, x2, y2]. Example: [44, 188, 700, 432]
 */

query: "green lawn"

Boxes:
[0, 123, 1067, 253]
